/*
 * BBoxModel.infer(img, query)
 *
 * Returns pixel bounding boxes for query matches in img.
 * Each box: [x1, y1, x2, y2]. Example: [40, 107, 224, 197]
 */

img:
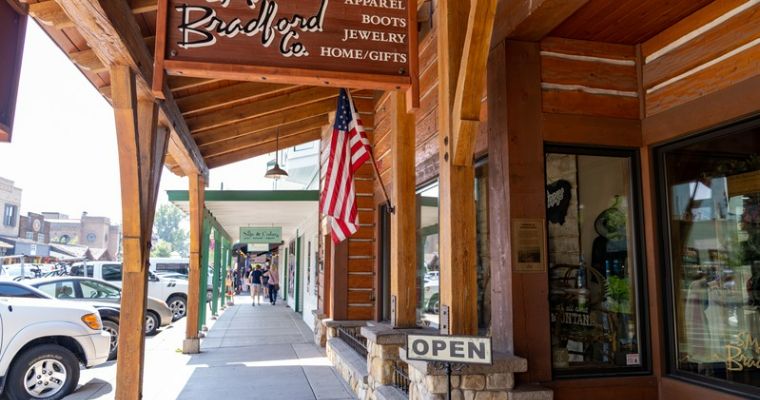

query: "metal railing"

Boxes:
[392, 361, 410, 395]
[336, 326, 368, 359]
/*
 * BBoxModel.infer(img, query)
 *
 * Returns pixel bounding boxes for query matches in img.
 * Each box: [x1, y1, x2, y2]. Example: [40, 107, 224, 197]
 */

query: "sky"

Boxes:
[0, 22, 297, 224]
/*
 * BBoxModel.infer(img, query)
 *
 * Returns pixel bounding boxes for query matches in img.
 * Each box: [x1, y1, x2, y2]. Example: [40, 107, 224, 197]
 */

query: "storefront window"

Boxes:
[417, 182, 439, 328]
[660, 121, 760, 394]
[476, 162, 491, 335]
[546, 148, 646, 375]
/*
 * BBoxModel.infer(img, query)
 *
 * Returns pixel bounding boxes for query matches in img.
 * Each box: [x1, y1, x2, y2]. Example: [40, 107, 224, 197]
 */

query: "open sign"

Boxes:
[406, 335, 492, 365]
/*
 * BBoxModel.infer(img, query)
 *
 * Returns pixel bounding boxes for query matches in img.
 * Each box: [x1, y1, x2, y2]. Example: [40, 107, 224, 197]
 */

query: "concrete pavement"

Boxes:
[65, 296, 355, 400]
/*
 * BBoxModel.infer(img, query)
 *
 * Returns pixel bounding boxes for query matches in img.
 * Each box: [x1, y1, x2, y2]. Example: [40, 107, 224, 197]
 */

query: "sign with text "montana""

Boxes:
[406, 335, 493, 365]
[156, 0, 416, 90]
[240, 227, 282, 243]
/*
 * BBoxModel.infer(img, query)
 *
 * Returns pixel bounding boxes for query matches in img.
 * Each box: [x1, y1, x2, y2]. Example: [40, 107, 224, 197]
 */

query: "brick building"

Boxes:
[0, 177, 22, 238]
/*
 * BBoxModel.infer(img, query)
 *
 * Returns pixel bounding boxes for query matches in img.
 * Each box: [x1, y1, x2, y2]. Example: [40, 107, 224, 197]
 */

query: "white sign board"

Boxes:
[406, 335, 492, 365]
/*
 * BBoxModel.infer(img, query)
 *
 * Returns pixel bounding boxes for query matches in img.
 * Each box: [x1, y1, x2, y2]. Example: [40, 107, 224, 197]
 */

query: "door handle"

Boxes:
[7, 305, 12, 312]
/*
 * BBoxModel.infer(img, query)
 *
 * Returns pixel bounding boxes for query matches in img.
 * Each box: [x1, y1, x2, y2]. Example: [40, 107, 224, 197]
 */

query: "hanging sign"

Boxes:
[0, 1, 27, 142]
[240, 226, 282, 243]
[407, 334, 493, 365]
[154, 0, 418, 93]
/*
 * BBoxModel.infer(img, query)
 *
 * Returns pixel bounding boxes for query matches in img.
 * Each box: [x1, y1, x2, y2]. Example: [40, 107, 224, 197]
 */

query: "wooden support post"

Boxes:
[199, 220, 211, 329]
[111, 64, 169, 400]
[490, 40, 551, 381]
[184, 173, 205, 354]
[323, 235, 333, 318]
[390, 90, 417, 328]
[437, 0, 478, 335]
[212, 228, 221, 316]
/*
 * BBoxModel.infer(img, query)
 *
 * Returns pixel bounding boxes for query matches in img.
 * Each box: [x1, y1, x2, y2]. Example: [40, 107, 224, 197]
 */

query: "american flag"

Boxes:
[321, 89, 372, 243]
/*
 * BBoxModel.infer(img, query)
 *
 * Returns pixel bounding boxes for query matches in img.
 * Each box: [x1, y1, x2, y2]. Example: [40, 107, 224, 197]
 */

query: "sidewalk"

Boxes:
[66, 296, 355, 400]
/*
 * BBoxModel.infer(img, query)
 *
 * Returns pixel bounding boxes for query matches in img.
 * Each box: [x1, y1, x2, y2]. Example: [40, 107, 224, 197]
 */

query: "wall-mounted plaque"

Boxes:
[154, 0, 418, 93]
[511, 218, 547, 273]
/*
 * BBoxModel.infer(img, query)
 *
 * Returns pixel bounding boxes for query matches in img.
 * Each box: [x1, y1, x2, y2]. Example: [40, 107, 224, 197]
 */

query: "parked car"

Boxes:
[28, 277, 173, 336]
[0, 281, 110, 400]
[154, 271, 215, 290]
[69, 262, 205, 320]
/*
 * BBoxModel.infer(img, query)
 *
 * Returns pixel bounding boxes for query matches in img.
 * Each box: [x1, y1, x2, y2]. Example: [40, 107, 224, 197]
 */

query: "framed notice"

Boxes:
[153, 0, 419, 95]
[511, 218, 547, 273]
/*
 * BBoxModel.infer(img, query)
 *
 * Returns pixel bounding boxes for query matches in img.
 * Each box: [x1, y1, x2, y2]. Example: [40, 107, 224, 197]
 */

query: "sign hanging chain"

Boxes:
[346, 89, 395, 215]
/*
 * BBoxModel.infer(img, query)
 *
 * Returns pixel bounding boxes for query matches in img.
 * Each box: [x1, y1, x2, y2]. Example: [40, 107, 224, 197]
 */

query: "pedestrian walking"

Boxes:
[264, 265, 280, 305]
[249, 264, 265, 306]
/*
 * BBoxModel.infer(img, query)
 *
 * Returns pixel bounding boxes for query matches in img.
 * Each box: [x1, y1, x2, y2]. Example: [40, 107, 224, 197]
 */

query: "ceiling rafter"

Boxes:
[200, 114, 330, 158]
[176, 82, 295, 116]
[206, 128, 324, 169]
[186, 86, 340, 133]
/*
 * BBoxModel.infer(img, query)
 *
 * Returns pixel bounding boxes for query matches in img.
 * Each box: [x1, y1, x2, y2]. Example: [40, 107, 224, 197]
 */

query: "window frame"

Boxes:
[544, 144, 652, 379]
[655, 116, 760, 398]
[3, 204, 16, 227]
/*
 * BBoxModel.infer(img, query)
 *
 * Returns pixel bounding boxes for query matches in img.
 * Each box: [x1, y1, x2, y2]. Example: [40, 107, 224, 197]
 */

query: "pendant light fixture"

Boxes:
[265, 127, 289, 180]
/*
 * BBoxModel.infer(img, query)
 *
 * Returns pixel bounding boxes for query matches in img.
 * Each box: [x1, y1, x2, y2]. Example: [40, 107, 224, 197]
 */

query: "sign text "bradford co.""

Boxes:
[157, 0, 416, 90]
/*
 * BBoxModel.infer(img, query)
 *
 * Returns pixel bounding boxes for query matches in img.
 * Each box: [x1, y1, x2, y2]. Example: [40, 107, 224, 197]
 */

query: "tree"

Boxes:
[151, 240, 173, 258]
[153, 203, 189, 257]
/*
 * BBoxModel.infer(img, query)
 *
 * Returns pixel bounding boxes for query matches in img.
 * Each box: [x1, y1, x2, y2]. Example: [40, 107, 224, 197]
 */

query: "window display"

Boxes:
[660, 122, 760, 394]
[416, 182, 439, 328]
[546, 149, 645, 375]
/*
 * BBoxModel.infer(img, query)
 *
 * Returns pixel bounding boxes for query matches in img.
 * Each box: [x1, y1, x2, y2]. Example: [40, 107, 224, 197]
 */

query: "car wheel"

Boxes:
[145, 311, 160, 336]
[7, 344, 80, 400]
[103, 319, 119, 360]
[168, 295, 187, 320]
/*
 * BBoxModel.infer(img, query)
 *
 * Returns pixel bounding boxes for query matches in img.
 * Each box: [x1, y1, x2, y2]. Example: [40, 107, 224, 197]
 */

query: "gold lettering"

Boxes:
[726, 345, 744, 371]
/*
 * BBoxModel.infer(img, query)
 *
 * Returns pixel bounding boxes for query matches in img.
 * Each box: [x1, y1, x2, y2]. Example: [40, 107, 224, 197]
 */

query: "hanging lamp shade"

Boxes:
[265, 128, 288, 180]
[265, 162, 289, 180]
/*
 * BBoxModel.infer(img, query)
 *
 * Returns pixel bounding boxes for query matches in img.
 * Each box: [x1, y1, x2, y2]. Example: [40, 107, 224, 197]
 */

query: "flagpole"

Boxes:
[346, 89, 395, 215]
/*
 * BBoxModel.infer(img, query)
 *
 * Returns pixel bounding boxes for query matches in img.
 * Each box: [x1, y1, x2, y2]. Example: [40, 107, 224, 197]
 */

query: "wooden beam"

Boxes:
[200, 114, 329, 158]
[451, 0, 497, 166]
[192, 97, 371, 147]
[29, 1, 73, 29]
[110, 64, 168, 400]
[55, 0, 208, 178]
[205, 128, 322, 169]
[491, 0, 588, 44]
[168, 76, 221, 92]
[128, 0, 158, 14]
[186, 86, 338, 133]
[176, 82, 293, 116]
[184, 172, 205, 353]
[31, 0, 158, 30]
[70, 48, 107, 74]
[389, 91, 417, 328]
[437, 0, 478, 335]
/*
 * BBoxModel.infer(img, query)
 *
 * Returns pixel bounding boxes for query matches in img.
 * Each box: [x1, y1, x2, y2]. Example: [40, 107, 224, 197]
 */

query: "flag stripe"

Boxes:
[321, 89, 372, 244]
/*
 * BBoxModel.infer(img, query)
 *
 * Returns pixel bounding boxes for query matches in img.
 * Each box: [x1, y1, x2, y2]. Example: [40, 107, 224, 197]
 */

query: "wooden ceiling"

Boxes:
[551, 0, 715, 45]
[25, 0, 377, 176]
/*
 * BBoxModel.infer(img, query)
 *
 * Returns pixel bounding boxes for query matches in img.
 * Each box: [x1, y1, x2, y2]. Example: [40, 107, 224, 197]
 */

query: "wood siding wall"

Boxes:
[641, 1, 760, 118]
[540, 37, 639, 120]
[319, 93, 378, 321]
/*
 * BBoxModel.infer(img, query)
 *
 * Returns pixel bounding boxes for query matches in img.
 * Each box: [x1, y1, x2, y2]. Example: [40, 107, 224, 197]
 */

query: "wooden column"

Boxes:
[211, 228, 221, 316]
[323, 235, 333, 318]
[184, 172, 205, 354]
[437, 0, 478, 335]
[111, 64, 169, 400]
[198, 219, 211, 328]
[487, 41, 513, 354]
[390, 91, 417, 328]
[502, 41, 552, 382]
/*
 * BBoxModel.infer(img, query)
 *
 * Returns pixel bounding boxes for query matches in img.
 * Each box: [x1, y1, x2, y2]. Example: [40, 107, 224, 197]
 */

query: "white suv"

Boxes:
[70, 262, 194, 319]
[0, 281, 110, 400]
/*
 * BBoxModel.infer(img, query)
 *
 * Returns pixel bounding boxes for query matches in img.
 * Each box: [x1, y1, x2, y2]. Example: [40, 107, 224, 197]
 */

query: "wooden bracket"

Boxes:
[451, 0, 498, 166]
